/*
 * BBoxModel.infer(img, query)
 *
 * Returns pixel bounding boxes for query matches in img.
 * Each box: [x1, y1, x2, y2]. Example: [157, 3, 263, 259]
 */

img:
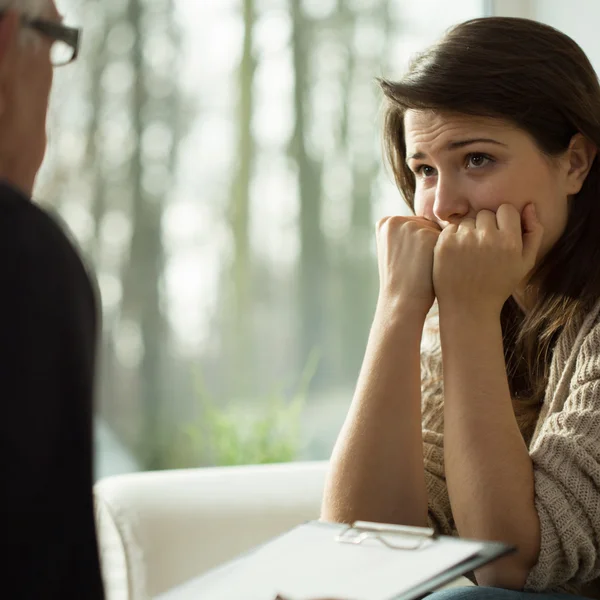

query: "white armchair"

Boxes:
[94, 461, 329, 600]
[94, 460, 473, 599]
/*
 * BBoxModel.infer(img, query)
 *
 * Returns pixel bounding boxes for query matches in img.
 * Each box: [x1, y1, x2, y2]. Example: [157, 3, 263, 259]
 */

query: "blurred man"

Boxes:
[0, 1, 104, 597]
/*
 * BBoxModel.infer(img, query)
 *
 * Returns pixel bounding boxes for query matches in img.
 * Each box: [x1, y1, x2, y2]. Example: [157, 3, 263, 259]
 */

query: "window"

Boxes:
[39, 0, 486, 477]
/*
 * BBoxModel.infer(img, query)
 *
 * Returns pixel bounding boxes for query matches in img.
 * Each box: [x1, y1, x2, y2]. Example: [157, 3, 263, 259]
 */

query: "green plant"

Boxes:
[172, 348, 320, 467]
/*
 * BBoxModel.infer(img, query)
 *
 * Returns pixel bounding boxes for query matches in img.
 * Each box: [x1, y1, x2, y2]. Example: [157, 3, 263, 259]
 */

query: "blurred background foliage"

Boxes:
[37, 0, 484, 475]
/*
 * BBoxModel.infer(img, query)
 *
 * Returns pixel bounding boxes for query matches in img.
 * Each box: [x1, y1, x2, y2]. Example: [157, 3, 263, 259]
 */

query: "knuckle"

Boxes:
[406, 220, 422, 233]
[376, 217, 389, 231]
[415, 226, 436, 239]
[391, 215, 410, 228]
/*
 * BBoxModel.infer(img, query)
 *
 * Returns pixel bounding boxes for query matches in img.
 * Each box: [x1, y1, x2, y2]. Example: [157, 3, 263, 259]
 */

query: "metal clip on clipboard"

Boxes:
[335, 520, 438, 551]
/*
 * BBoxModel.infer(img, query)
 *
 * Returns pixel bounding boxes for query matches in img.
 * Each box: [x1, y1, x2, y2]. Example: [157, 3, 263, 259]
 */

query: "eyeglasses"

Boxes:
[0, 12, 81, 67]
[22, 17, 81, 66]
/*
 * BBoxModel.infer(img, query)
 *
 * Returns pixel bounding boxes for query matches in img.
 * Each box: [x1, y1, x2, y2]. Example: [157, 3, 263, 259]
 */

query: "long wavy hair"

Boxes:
[380, 17, 600, 442]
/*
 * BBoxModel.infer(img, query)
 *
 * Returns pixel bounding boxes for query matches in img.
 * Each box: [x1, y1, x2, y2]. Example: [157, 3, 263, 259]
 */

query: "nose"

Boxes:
[432, 174, 470, 226]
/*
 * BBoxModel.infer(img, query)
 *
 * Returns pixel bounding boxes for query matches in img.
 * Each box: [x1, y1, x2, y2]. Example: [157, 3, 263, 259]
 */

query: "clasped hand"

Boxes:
[376, 203, 543, 318]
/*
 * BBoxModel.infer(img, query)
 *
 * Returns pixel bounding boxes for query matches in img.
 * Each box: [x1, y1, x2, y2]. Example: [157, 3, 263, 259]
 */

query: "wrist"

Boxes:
[375, 297, 429, 330]
[437, 300, 502, 327]
[438, 303, 502, 347]
[376, 293, 432, 324]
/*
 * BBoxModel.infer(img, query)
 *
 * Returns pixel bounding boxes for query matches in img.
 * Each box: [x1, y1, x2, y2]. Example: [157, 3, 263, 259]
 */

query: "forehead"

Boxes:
[25, 0, 58, 18]
[48, 0, 61, 19]
[404, 110, 516, 148]
[40, 0, 61, 20]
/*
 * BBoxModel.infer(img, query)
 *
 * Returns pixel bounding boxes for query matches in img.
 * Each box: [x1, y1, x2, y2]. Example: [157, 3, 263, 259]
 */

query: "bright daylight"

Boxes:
[6, 0, 600, 598]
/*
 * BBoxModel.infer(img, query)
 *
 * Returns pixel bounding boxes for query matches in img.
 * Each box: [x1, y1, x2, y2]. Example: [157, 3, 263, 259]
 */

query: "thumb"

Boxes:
[521, 203, 544, 267]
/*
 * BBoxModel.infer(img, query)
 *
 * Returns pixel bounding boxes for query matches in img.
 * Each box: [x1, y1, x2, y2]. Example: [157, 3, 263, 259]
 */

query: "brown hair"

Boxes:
[380, 17, 600, 442]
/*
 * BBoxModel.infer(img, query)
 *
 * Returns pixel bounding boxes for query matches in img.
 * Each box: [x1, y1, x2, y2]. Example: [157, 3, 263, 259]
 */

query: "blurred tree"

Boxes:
[290, 0, 327, 387]
[117, 0, 184, 469]
[85, 3, 121, 450]
[36, 0, 473, 472]
[225, 0, 257, 396]
[338, 0, 393, 381]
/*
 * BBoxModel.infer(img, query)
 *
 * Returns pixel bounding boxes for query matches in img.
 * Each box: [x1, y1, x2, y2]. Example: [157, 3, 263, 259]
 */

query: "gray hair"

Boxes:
[0, 0, 51, 46]
[0, 0, 49, 18]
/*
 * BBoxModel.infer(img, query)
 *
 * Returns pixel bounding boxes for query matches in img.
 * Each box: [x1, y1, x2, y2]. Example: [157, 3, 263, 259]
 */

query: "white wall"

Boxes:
[491, 0, 600, 74]
[533, 0, 600, 73]
[490, 0, 534, 18]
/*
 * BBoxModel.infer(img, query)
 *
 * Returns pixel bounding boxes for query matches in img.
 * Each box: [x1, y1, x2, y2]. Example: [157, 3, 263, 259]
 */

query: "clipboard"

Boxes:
[331, 520, 514, 600]
[156, 520, 515, 600]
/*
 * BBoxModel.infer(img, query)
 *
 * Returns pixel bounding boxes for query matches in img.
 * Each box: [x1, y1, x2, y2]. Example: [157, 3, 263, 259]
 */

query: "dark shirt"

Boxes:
[0, 182, 104, 598]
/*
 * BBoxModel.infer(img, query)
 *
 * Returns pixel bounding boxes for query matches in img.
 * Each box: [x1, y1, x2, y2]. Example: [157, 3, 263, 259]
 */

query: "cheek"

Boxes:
[413, 179, 510, 219]
[466, 169, 537, 214]
[536, 196, 569, 258]
[25, 47, 53, 98]
[510, 167, 568, 240]
[483, 164, 568, 257]
[461, 177, 511, 213]
[413, 191, 429, 217]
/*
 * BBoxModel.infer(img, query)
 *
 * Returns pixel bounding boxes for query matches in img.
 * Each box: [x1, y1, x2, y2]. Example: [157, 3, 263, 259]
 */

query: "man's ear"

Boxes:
[0, 11, 20, 118]
[564, 133, 597, 195]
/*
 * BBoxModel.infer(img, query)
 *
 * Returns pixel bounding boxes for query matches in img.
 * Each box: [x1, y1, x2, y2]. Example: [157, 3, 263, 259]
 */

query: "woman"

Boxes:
[321, 16, 600, 600]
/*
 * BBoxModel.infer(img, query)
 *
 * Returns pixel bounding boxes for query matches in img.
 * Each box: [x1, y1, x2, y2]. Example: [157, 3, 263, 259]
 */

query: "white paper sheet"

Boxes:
[157, 523, 485, 600]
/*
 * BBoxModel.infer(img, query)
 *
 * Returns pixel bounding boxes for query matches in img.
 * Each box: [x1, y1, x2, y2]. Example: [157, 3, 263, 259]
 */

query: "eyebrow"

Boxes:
[406, 138, 508, 162]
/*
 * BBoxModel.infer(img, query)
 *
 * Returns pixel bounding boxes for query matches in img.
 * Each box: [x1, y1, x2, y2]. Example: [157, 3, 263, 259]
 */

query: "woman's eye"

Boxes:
[415, 165, 436, 178]
[466, 153, 493, 169]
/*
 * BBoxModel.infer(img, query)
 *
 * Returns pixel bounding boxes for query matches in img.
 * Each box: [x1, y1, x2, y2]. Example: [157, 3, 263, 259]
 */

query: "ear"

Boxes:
[0, 11, 20, 118]
[564, 133, 597, 195]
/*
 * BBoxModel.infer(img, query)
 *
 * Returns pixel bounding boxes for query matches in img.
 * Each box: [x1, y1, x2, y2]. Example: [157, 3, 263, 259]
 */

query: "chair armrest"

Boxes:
[94, 461, 329, 599]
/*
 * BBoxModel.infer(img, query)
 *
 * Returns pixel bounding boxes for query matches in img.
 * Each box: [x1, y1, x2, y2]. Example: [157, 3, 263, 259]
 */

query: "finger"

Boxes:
[375, 216, 392, 253]
[495, 204, 521, 235]
[419, 217, 442, 232]
[376, 216, 391, 233]
[521, 203, 544, 266]
[442, 223, 458, 236]
[458, 217, 476, 231]
[475, 209, 499, 231]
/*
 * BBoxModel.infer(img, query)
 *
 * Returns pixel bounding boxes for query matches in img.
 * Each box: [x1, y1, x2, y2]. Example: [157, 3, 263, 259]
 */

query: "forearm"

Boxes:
[321, 302, 428, 527]
[439, 307, 540, 588]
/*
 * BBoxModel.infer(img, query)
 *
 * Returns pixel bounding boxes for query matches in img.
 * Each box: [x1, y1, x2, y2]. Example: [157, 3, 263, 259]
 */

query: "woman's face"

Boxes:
[404, 110, 573, 266]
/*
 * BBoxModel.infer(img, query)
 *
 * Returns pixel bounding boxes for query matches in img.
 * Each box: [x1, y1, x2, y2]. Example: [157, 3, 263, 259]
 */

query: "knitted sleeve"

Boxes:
[421, 343, 456, 537]
[525, 323, 600, 591]
[423, 403, 456, 536]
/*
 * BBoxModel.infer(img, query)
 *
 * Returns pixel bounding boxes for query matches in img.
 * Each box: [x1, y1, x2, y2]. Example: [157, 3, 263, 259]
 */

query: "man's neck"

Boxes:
[0, 165, 35, 199]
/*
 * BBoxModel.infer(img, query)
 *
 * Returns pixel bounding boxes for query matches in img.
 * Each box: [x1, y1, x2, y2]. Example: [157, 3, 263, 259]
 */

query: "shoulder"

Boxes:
[0, 184, 98, 313]
[574, 303, 600, 386]
[0, 185, 92, 278]
[0, 184, 79, 258]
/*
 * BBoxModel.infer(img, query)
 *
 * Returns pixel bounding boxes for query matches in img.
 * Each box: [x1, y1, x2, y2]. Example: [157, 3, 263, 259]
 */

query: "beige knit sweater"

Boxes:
[421, 299, 600, 597]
